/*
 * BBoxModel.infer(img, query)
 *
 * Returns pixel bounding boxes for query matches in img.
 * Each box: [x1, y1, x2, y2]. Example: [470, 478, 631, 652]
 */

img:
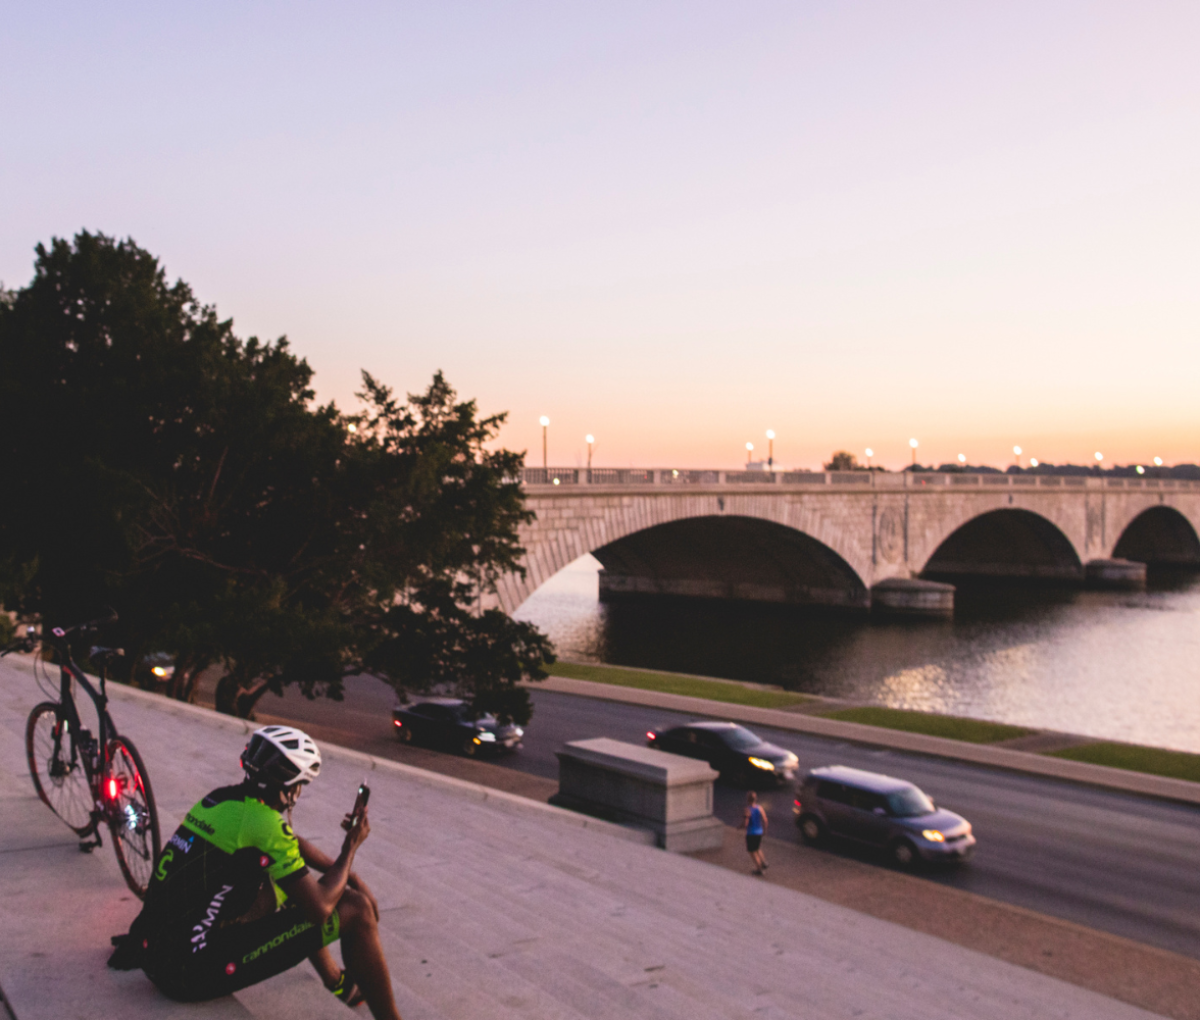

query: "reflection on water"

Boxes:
[514, 555, 1200, 753]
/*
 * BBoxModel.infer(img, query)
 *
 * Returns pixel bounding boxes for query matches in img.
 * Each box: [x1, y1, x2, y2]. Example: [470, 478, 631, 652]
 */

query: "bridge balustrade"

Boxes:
[518, 468, 1197, 490]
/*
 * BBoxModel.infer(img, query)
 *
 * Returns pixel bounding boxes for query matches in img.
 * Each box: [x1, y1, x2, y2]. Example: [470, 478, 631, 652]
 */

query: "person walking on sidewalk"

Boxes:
[109, 725, 402, 1020]
[742, 791, 768, 875]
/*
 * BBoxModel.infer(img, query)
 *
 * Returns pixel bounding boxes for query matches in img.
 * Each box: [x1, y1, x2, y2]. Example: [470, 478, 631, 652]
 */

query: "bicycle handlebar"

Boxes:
[1, 609, 118, 658]
[48, 608, 119, 641]
[1, 633, 39, 656]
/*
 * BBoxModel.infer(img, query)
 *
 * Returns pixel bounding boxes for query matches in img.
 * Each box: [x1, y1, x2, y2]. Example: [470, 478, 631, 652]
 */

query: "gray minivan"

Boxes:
[794, 765, 975, 867]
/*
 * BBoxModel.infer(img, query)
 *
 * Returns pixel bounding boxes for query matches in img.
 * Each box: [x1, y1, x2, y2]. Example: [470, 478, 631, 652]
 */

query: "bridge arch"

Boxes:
[921, 508, 1083, 580]
[592, 515, 869, 609]
[1112, 506, 1200, 566]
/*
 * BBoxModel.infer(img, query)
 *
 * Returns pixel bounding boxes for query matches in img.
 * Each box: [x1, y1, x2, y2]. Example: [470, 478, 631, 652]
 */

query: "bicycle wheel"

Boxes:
[105, 736, 161, 899]
[26, 702, 94, 834]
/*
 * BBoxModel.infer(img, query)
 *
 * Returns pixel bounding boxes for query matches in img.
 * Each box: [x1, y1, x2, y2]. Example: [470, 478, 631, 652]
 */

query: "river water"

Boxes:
[513, 555, 1200, 753]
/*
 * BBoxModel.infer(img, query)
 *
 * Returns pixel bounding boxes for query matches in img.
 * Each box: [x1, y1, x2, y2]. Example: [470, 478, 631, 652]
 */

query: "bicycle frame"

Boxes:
[44, 630, 119, 842]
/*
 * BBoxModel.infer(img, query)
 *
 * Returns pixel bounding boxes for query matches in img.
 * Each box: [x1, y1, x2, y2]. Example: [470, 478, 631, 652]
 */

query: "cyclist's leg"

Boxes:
[337, 887, 401, 1020]
[146, 906, 337, 1002]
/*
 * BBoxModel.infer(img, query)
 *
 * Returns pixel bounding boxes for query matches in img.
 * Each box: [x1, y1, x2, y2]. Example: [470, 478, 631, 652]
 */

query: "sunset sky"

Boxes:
[3, 2, 1199, 471]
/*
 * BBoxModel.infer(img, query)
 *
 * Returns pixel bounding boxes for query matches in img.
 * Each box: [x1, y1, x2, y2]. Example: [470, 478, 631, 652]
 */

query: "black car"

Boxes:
[392, 698, 524, 757]
[794, 765, 976, 868]
[646, 721, 799, 785]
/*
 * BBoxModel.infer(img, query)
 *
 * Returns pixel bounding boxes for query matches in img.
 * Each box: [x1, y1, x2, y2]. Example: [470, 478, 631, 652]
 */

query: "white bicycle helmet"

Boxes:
[241, 725, 321, 789]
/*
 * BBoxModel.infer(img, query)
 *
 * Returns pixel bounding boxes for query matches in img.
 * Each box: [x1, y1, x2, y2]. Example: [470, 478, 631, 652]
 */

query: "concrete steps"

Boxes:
[0, 664, 1168, 1020]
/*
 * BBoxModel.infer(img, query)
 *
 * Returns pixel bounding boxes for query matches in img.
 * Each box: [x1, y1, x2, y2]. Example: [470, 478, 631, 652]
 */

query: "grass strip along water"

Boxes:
[547, 661, 1200, 786]
[818, 706, 1033, 744]
[1049, 743, 1200, 784]
[546, 661, 811, 710]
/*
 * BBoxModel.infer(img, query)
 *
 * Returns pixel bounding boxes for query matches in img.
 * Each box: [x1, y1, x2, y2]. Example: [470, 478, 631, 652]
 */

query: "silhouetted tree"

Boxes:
[824, 451, 861, 471]
[0, 232, 551, 721]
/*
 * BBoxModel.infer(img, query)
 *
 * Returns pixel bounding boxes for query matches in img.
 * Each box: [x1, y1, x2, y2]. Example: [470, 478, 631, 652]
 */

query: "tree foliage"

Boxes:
[0, 232, 552, 721]
[823, 451, 861, 471]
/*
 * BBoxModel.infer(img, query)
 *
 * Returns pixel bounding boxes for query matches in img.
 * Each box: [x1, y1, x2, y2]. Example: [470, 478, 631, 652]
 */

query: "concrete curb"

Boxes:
[99, 679, 656, 847]
[535, 675, 1200, 807]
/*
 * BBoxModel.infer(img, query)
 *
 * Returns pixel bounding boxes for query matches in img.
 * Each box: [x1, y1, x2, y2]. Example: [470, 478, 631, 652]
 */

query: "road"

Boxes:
[261, 677, 1200, 961]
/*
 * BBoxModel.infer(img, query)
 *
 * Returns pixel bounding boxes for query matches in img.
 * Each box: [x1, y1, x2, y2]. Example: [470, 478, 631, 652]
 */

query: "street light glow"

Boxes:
[746, 442, 754, 452]
[1030, 457, 1039, 468]
[585, 434, 594, 444]
[1136, 465, 1145, 474]
[1095, 451, 1104, 462]
[539, 416, 550, 427]
[1013, 445, 1022, 456]
[865, 448, 873, 458]
[909, 438, 919, 448]
[765, 429, 775, 440]
[1154, 456, 1163, 466]
[957, 453, 966, 464]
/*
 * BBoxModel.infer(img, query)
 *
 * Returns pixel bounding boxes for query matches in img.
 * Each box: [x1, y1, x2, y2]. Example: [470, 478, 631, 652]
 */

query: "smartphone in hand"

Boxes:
[353, 782, 371, 825]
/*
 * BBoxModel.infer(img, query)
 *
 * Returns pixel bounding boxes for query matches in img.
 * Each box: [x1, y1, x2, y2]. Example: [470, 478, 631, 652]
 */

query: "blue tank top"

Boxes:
[747, 805, 764, 836]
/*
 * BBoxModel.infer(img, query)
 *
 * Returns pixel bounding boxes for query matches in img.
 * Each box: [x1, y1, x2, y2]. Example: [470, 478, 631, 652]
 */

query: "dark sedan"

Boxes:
[646, 720, 799, 786]
[392, 698, 524, 757]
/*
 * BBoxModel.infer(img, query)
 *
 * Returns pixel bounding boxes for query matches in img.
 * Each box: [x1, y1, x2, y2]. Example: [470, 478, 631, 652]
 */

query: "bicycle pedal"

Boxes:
[79, 837, 103, 853]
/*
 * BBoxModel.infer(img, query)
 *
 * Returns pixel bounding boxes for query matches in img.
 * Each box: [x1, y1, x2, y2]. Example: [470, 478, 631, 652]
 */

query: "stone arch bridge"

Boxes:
[493, 468, 1200, 616]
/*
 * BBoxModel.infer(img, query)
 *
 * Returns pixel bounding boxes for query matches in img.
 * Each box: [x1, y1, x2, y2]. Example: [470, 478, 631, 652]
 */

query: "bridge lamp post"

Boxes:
[865, 447, 873, 470]
[1154, 456, 1163, 467]
[746, 442, 754, 467]
[540, 416, 550, 470]
[1030, 457, 1039, 468]
[585, 434, 594, 471]
[909, 437, 919, 467]
[1013, 445, 1022, 468]
[957, 453, 966, 467]
[1094, 451, 1104, 475]
[766, 430, 775, 470]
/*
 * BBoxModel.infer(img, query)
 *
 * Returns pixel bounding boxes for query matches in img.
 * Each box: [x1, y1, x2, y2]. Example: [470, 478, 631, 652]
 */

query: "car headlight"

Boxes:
[748, 757, 776, 771]
[922, 829, 945, 843]
[476, 731, 497, 742]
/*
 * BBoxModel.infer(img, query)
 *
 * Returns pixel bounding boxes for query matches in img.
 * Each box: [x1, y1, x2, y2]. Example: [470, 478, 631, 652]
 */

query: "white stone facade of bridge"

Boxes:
[491, 472, 1200, 614]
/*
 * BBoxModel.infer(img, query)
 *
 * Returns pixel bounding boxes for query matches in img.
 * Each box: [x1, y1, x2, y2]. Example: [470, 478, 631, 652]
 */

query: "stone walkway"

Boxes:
[0, 661, 1169, 1019]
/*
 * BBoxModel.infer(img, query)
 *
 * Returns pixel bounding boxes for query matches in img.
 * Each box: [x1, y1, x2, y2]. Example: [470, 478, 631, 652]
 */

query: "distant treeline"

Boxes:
[911, 462, 1200, 479]
[823, 450, 1198, 478]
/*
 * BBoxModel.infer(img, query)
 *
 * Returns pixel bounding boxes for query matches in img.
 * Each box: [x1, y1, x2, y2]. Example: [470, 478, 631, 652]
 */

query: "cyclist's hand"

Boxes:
[343, 805, 370, 850]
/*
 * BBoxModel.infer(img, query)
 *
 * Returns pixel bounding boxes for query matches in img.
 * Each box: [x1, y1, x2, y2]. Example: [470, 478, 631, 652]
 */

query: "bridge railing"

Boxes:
[520, 468, 1198, 490]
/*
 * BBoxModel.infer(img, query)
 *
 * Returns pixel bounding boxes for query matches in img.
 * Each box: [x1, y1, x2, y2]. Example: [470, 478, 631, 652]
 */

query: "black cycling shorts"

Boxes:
[145, 906, 339, 1002]
[745, 834, 763, 853]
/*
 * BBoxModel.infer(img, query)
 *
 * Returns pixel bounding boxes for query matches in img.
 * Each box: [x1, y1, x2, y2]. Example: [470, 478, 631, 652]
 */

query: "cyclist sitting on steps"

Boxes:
[109, 725, 402, 1020]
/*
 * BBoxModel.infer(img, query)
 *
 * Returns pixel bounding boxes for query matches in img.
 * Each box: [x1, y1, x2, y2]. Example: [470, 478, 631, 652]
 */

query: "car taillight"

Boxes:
[794, 799, 802, 809]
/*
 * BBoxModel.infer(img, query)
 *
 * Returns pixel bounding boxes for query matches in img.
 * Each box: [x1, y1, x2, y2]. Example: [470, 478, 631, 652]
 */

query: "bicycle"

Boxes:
[2, 611, 162, 899]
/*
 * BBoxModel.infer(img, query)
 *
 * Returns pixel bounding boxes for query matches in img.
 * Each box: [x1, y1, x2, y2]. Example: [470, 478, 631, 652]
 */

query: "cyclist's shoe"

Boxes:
[328, 971, 365, 1007]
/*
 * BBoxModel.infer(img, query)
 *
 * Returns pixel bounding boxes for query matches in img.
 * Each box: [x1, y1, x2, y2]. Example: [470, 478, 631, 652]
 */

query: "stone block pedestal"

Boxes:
[554, 738, 725, 851]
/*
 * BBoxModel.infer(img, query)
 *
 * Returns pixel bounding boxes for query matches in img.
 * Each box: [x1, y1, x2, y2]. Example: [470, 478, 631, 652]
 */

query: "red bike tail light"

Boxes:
[107, 777, 120, 800]
[394, 719, 402, 727]
[646, 731, 656, 741]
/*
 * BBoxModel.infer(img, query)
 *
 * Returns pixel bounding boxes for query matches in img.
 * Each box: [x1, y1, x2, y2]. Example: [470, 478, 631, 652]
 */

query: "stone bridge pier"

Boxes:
[492, 469, 1200, 618]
